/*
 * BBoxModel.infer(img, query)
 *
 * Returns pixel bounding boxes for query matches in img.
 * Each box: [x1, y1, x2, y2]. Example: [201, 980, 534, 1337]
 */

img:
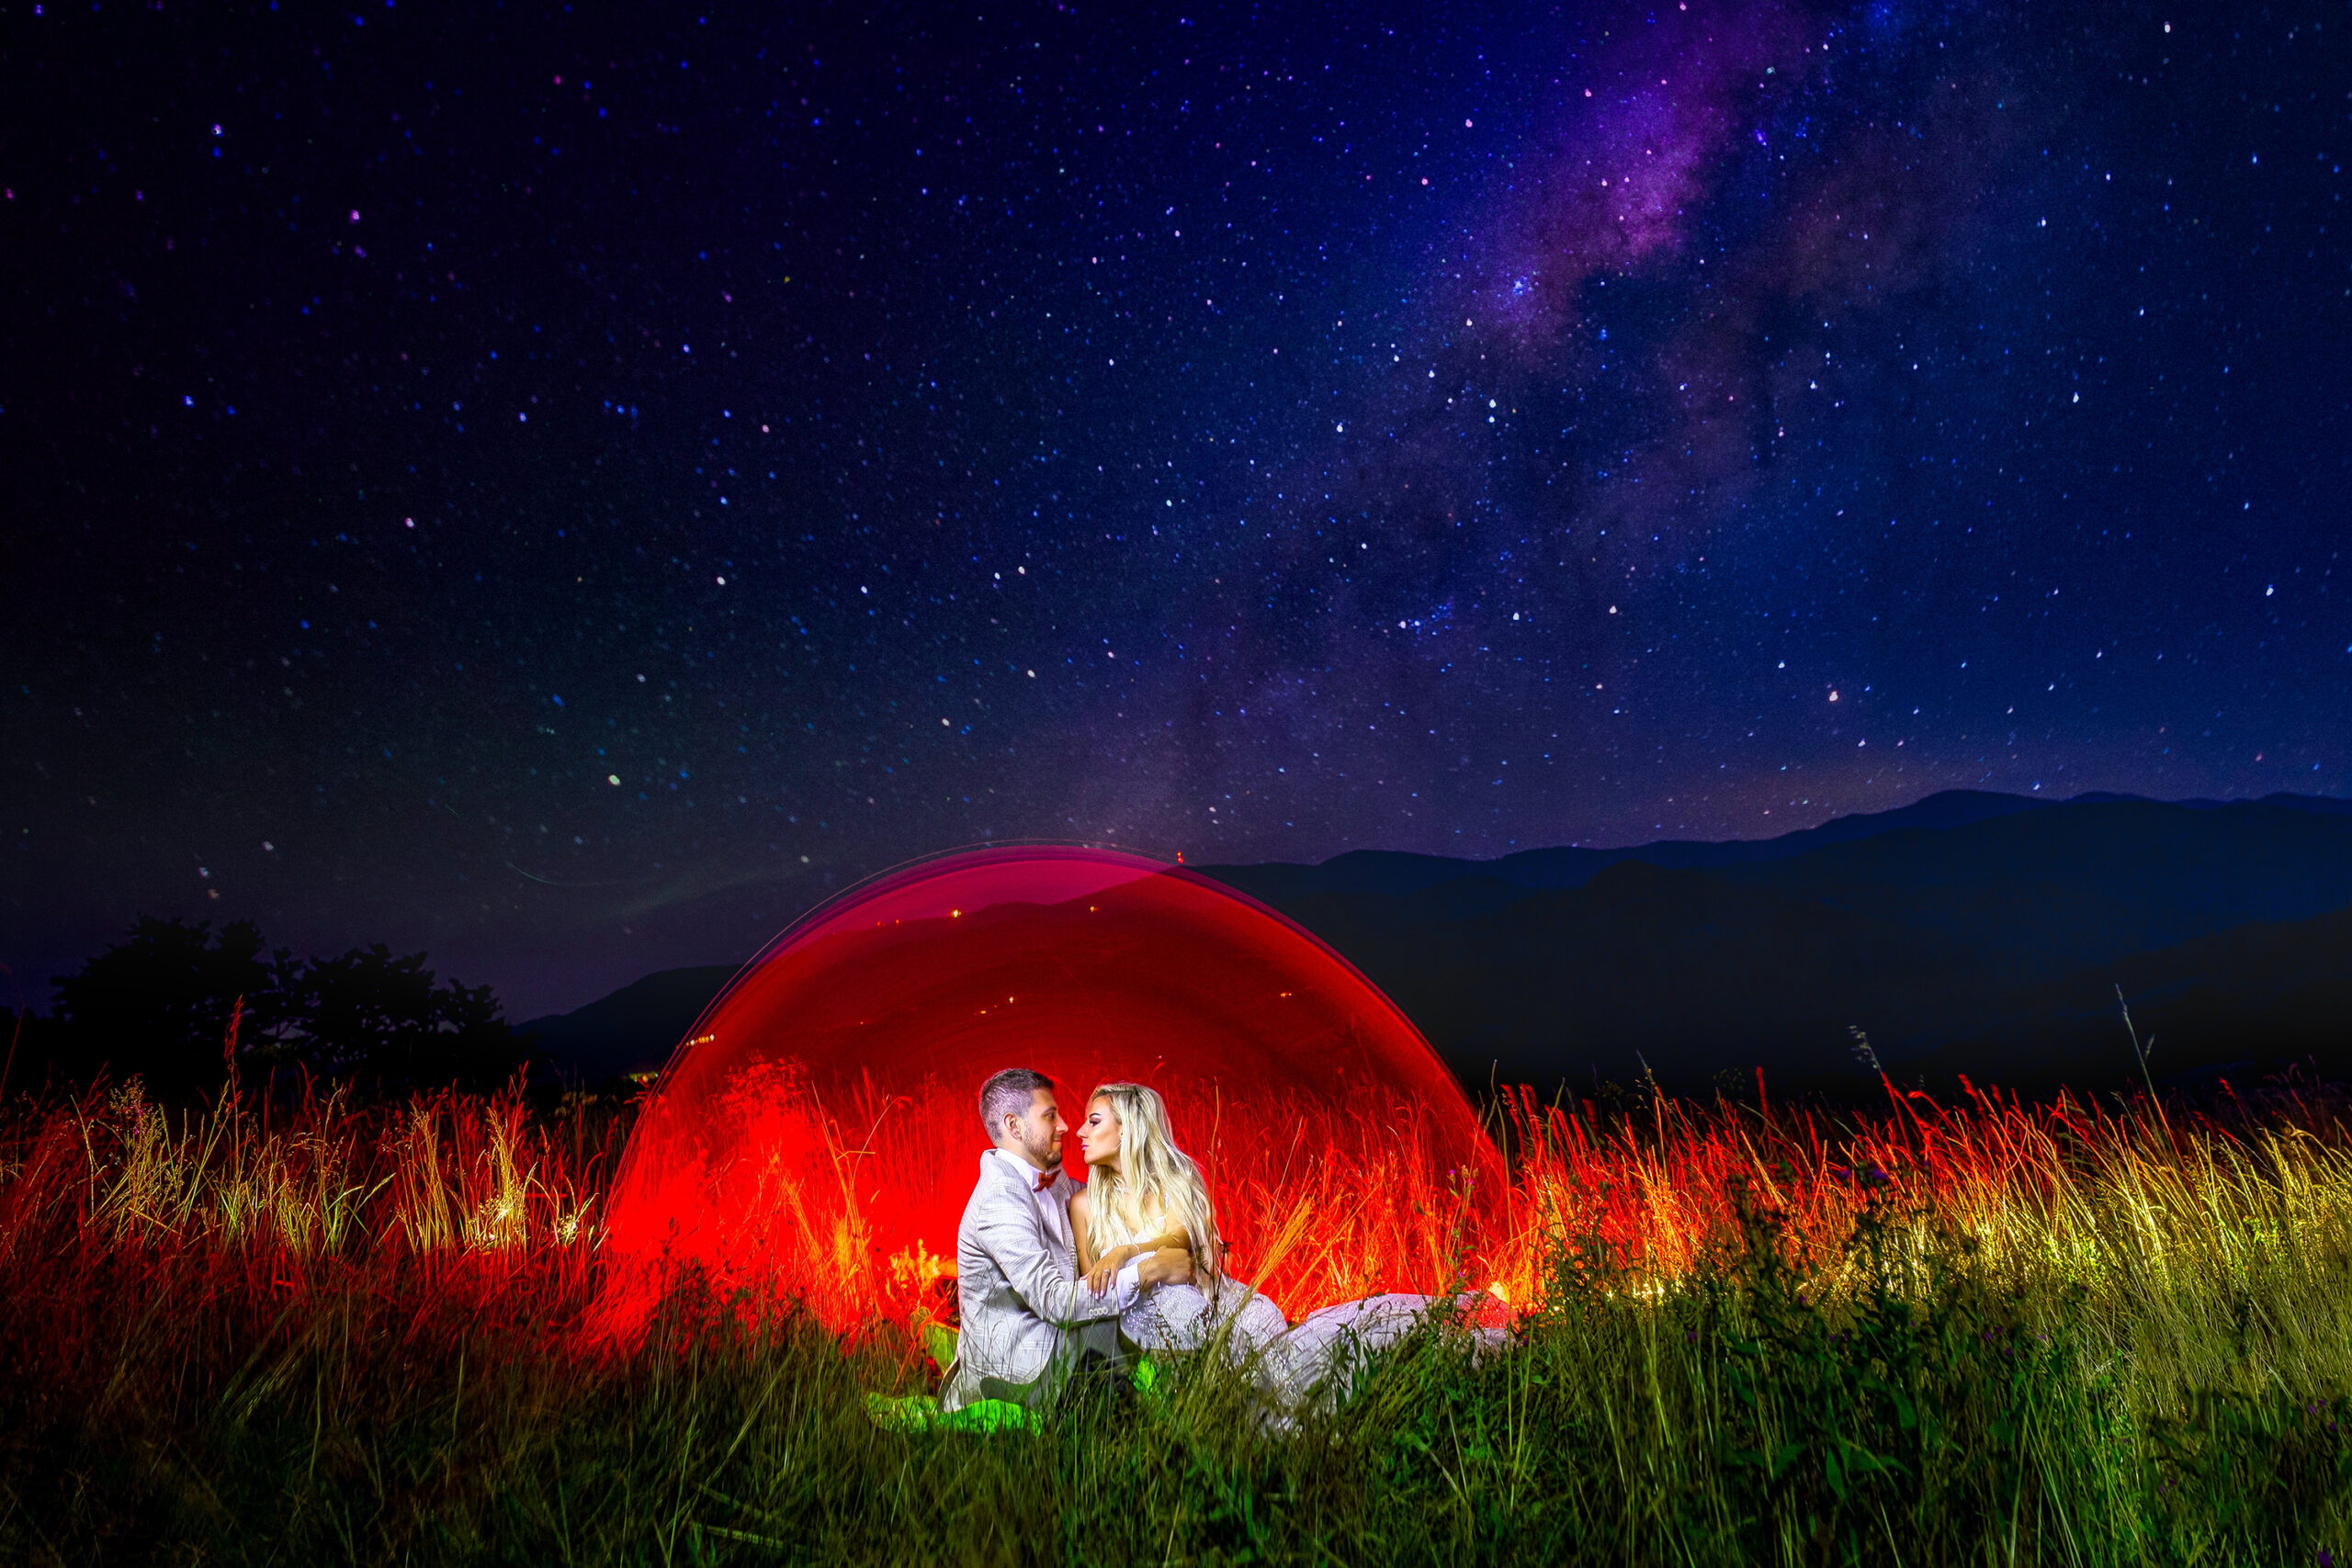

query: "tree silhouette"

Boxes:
[50, 918, 526, 1100]
[277, 944, 521, 1094]
[51, 918, 282, 1100]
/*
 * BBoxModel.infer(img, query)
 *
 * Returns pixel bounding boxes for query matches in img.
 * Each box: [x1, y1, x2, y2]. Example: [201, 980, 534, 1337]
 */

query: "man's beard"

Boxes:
[1024, 1127, 1062, 1169]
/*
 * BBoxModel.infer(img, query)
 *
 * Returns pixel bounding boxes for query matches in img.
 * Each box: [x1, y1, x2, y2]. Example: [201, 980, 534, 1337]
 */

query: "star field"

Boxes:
[4, 0, 2348, 1015]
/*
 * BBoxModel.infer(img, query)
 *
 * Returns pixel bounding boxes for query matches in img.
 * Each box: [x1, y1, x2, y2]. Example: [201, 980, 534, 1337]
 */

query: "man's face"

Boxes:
[1001, 1088, 1067, 1171]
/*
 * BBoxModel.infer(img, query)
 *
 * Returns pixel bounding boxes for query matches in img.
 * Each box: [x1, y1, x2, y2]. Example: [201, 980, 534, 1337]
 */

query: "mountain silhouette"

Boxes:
[1202, 792, 2352, 1095]
[515, 964, 737, 1085]
[521, 791, 2352, 1098]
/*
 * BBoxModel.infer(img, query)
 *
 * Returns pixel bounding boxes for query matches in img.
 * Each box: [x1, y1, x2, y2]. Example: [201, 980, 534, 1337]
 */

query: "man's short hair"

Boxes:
[978, 1067, 1055, 1138]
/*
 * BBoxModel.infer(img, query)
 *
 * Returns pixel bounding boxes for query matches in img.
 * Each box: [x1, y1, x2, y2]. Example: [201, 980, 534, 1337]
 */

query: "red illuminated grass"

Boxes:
[3, 1074, 2349, 1560]
[593, 1064, 2352, 1351]
[592, 846, 1508, 1337]
[6, 1067, 2344, 1355]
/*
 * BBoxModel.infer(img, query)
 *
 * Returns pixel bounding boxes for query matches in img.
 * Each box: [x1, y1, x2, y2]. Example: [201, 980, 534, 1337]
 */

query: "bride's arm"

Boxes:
[1070, 1190, 1170, 1281]
[1130, 1222, 1193, 1255]
[1071, 1190, 1170, 1292]
[1082, 1223, 1198, 1294]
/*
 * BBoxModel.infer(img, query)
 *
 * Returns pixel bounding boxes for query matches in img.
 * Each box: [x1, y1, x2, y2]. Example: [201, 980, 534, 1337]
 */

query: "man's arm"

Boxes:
[971, 1193, 1125, 1325]
[1081, 1227, 1196, 1293]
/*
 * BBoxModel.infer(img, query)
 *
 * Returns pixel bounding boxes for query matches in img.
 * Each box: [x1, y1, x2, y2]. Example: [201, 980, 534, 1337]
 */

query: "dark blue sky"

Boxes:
[5, 0, 2347, 1016]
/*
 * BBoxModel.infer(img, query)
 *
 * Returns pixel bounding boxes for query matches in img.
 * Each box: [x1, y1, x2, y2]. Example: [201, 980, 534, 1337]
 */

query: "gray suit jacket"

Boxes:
[941, 1151, 1124, 1410]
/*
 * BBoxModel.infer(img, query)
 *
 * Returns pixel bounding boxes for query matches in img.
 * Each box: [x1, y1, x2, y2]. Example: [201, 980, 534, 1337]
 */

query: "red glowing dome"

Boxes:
[599, 846, 1504, 1332]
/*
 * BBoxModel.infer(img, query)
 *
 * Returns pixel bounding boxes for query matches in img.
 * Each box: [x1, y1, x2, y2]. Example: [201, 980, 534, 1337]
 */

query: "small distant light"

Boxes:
[349, 209, 360, 222]
[716, 575, 727, 585]
[608, 773, 621, 785]
[403, 517, 415, 528]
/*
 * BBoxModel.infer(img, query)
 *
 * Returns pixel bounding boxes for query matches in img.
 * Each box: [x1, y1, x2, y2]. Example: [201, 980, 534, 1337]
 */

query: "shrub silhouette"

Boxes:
[49, 917, 524, 1100]
[50, 918, 278, 1100]
[272, 942, 518, 1094]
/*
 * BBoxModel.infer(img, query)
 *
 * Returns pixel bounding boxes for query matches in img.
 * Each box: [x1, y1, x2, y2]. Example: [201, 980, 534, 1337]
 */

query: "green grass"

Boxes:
[0, 1085, 2347, 1563]
[0, 1192, 2344, 1562]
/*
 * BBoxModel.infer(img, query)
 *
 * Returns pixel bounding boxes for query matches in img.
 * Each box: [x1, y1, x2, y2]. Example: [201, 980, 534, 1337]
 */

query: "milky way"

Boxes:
[4, 0, 2346, 1014]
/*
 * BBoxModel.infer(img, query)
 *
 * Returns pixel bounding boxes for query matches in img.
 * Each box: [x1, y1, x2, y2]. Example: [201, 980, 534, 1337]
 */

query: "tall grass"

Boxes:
[0, 1075, 2346, 1562]
[596, 1069, 1506, 1338]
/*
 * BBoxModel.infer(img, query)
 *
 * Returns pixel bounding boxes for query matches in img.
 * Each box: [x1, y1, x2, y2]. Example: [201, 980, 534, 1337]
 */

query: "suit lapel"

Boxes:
[982, 1152, 1071, 1264]
[1040, 1171, 1072, 1256]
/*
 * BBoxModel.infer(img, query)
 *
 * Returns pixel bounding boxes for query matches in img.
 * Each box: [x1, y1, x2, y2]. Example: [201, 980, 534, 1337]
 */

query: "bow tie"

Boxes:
[1034, 1168, 1058, 1192]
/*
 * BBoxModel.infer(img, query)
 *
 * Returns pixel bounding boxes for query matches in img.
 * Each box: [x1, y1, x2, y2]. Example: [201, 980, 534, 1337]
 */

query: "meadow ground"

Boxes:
[0, 1070, 2346, 1565]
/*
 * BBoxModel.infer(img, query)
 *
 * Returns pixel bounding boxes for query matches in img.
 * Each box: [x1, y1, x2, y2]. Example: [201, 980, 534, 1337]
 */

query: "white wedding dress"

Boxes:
[1093, 1204, 1477, 1412]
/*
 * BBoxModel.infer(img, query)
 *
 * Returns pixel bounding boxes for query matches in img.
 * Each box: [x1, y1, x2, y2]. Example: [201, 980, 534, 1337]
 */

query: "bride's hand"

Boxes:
[1085, 1245, 1138, 1294]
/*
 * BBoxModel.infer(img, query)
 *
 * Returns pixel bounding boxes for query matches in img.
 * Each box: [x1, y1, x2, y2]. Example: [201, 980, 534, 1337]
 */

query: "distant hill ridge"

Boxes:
[1203, 788, 2048, 903]
[518, 964, 737, 1085]
[521, 790, 2352, 1094]
[1202, 789, 2352, 902]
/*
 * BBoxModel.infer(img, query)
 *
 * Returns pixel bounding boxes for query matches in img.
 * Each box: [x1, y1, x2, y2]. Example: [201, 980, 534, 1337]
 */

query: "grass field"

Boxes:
[0, 1070, 2346, 1564]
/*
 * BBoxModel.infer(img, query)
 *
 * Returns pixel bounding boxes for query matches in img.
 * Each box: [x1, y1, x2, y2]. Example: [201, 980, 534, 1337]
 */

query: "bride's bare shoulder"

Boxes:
[1068, 1185, 1092, 1220]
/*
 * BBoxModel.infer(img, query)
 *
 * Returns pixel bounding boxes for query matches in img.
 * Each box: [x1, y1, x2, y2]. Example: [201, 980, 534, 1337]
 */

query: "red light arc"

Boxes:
[597, 845, 1502, 1332]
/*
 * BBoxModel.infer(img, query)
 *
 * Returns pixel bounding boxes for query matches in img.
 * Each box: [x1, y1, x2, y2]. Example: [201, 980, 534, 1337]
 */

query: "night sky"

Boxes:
[6, 0, 2348, 1019]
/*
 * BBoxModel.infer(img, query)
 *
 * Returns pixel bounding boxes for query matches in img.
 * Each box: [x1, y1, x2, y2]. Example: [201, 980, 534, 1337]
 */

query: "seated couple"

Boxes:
[942, 1066, 1476, 1415]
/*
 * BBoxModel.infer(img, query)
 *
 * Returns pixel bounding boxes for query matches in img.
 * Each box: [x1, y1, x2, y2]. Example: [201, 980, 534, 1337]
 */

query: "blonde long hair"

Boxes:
[1083, 1082, 1222, 1290]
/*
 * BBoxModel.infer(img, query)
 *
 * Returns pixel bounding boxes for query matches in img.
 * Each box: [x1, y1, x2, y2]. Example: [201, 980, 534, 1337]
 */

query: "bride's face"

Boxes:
[1077, 1096, 1123, 1170]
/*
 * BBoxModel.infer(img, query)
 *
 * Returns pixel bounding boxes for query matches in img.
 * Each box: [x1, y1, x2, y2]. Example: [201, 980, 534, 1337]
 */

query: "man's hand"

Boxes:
[1135, 1247, 1193, 1288]
[1084, 1244, 1139, 1295]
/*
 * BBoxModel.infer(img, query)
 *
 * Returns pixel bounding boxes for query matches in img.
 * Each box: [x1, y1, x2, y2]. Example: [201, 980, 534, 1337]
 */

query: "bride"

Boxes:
[1067, 1080, 1483, 1409]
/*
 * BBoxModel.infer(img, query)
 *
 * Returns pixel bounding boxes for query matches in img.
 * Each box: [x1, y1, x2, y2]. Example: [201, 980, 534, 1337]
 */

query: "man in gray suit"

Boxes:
[941, 1067, 1192, 1411]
